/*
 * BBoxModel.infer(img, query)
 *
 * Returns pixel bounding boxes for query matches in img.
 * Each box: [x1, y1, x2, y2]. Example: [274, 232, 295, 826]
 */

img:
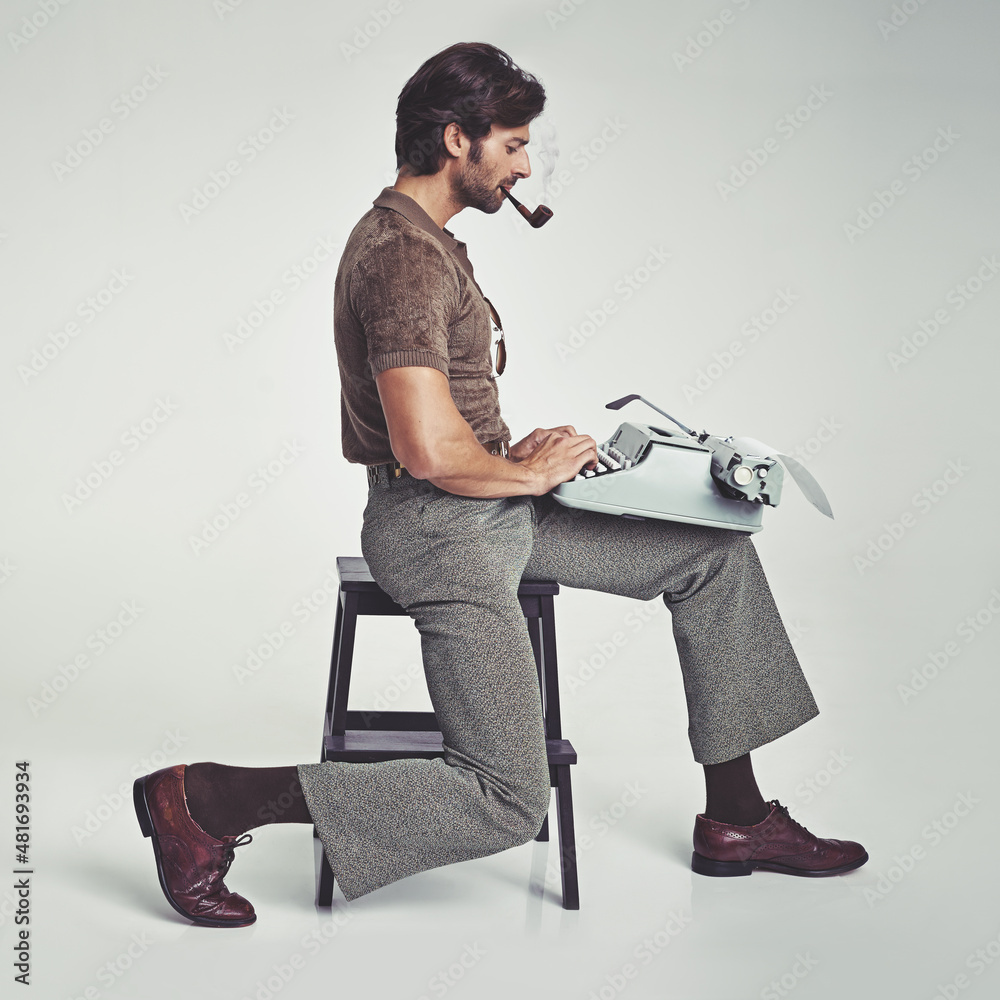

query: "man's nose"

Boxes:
[515, 149, 531, 179]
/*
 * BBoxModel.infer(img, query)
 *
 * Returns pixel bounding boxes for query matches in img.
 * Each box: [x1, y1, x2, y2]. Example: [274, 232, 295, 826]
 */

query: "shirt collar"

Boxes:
[372, 187, 479, 287]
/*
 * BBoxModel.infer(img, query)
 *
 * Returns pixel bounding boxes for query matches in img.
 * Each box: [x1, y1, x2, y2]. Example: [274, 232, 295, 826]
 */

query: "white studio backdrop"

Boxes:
[2, 1, 999, 998]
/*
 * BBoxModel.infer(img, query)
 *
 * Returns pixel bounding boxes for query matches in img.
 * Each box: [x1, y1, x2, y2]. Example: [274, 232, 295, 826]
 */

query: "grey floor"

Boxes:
[26, 587, 997, 1000]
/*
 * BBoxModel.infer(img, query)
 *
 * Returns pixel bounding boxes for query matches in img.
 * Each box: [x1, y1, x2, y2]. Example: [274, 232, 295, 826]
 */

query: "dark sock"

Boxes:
[183, 763, 313, 839]
[702, 753, 770, 826]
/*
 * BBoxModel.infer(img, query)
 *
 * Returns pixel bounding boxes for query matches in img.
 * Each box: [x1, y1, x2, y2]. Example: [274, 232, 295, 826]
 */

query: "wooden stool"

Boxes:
[315, 556, 579, 909]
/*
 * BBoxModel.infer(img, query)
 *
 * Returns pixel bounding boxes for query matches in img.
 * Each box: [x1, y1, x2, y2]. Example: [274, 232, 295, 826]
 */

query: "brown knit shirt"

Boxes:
[334, 188, 510, 466]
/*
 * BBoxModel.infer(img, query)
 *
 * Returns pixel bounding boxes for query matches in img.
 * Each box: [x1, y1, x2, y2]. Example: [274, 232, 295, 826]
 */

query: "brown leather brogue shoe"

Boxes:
[133, 764, 256, 927]
[692, 799, 868, 877]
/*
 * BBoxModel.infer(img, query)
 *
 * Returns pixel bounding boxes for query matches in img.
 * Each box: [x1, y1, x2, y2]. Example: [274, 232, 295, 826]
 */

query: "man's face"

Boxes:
[453, 124, 532, 214]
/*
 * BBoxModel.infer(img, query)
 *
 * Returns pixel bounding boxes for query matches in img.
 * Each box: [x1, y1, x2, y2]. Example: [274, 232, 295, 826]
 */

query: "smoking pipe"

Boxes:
[502, 187, 553, 228]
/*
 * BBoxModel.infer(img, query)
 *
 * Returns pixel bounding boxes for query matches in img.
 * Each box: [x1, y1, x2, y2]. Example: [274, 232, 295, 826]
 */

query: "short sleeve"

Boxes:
[350, 229, 460, 377]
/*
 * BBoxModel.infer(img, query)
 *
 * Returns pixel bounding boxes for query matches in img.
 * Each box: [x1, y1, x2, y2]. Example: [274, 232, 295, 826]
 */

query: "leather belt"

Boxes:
[367, 438, 509, 487]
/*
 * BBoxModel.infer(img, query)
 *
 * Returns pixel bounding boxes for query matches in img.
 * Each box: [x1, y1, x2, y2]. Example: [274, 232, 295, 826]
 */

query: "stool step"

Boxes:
[322, 730, 577, 766]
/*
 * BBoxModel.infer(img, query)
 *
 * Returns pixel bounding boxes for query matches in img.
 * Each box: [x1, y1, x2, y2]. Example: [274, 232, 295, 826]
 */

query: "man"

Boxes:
[133, 42, 867, 928]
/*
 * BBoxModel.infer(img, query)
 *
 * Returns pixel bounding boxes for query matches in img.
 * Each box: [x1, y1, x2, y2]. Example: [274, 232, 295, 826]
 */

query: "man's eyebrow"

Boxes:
[507, 137, 529, 146]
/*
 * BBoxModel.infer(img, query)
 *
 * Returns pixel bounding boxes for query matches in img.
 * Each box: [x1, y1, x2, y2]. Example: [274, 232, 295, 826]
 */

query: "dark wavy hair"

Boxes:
[395, 42, 546, 175]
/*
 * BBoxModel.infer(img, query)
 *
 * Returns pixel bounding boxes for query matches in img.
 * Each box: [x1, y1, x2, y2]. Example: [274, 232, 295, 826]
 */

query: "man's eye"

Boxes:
[506, 147, 516, 154]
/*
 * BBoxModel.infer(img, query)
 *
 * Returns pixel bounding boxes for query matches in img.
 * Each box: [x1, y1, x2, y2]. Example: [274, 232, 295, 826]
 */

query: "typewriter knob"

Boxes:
[733, 466, 754, 486]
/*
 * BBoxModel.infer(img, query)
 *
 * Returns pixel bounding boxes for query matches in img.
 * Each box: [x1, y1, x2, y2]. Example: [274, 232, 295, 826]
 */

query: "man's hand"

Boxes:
[514, 429, 598, 490]
[509, 425, 578, 461]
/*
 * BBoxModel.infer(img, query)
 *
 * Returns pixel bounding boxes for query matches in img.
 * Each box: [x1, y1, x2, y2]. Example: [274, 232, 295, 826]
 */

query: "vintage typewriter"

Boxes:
[552, 395, 833, 533]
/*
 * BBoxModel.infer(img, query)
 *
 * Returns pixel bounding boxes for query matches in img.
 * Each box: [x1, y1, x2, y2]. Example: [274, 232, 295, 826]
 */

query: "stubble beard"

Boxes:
[454, 138, 506, 214]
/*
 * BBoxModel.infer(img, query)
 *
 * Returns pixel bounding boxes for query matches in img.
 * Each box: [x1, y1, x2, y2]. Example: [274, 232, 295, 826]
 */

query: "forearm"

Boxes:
[420, 431, 544, 498]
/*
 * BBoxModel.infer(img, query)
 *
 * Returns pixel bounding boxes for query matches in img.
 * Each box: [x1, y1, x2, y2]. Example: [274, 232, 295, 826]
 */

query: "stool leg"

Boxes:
[323, 597, 346, 719]
[317, 590, 357, 889]
[553, 764, 580, 909]
[525, 616, 546, 724]
[539, 594, 562, 739]
[529, 604, 552, 843]
[317, 848, 335, 907]
[330, 592, 361, 735]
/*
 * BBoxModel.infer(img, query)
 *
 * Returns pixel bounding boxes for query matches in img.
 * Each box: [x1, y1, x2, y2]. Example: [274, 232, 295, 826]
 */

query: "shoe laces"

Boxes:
[767, 800, 810, 838]
[218, 833, 253, 877]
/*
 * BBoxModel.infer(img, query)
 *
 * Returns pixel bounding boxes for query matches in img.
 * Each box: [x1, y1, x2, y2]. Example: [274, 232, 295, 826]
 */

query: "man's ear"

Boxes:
[442, 122, 464, 159]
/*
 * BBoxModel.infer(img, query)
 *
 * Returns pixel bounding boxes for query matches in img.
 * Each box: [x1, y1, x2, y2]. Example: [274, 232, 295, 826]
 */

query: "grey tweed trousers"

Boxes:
[298, 475, 818, 900]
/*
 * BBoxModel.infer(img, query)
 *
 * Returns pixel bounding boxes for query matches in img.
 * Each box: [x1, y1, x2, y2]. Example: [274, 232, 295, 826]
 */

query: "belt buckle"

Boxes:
[368, 463, 403, 487]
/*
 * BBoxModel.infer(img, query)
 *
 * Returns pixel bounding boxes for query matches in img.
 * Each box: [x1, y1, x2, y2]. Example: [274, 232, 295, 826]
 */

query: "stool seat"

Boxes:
[334, 554, 560, 614]
[315, 556, 580, 909]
